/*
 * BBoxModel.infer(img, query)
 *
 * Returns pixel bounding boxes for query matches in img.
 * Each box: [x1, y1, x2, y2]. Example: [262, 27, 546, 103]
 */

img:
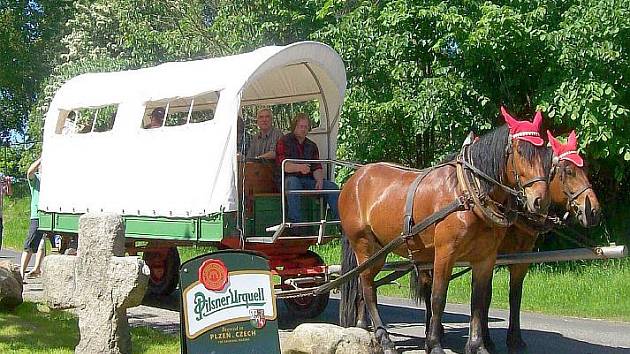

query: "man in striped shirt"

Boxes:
[246, 108, 284, 159]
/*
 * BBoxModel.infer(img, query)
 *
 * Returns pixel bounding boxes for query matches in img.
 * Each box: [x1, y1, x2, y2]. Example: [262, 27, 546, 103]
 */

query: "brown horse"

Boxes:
[496, 130, 601, 353]
[338, 110, 549, 354]
[409, 130, 602, 354]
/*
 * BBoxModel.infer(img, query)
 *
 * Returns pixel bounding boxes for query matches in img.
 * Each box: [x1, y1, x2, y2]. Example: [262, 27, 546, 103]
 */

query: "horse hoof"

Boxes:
[383, 348, 398, 354]
[465, 344, 491, 354]
[426, 346, 446, 354]
[430, 348, 446, 354]
[484, 337, 496, 352]
[507, 341, 527, 354]
[507, 337, 527, 354]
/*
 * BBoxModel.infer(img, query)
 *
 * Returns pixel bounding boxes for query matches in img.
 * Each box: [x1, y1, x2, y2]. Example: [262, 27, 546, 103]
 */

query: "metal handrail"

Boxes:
[259, 158, 361, 244]
[286, 190, 340, 195]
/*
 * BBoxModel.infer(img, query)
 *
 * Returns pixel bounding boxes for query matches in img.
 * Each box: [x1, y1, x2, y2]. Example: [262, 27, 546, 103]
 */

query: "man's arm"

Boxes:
[276, 137, 310, 174]
[27, 158, 41, 179]
[258, 150, 276, 159]
[3, 176, 12, 196]
[312, 146, 323, 189]
[258, 128, 284, 159]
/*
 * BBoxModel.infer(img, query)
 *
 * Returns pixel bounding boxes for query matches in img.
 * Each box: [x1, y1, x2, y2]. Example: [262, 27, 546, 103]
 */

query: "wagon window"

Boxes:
[241, 100, 320, 132]
[56, 105, 118, 134]
[143, 91, 218, 129]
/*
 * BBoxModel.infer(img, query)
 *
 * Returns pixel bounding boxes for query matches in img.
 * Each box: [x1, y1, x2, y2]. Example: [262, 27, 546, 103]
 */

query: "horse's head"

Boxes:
[547, 130, 601, 227]
[502, 107, 550, 215]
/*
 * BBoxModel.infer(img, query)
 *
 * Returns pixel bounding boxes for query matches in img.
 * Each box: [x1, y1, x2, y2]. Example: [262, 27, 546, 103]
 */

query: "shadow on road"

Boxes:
[141, 293, 629, 354]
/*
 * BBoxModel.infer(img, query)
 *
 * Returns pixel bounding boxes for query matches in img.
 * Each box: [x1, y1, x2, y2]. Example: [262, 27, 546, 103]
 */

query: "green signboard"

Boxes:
[179, 250, 280, 354]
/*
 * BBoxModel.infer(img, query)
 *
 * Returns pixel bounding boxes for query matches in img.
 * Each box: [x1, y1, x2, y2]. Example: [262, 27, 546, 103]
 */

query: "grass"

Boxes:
[3, 182, 629, 322]
[0, 302, 179, 353]
[1, 182, 31, 251]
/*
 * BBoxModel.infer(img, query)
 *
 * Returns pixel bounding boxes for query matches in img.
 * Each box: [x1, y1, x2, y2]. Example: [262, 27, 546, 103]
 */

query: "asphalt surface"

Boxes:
[3, 248, 629, 354]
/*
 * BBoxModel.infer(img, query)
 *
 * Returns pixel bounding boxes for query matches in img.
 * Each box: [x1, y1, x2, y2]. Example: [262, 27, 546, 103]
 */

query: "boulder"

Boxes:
[282, 323, 383, 354]
[0, 260, 23, 310]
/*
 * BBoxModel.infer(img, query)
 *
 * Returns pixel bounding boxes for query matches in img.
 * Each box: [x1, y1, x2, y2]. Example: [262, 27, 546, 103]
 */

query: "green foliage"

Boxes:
[0, 0, 73, 135]
[0, 302, 179, 353]
[12, 0, 630, 242]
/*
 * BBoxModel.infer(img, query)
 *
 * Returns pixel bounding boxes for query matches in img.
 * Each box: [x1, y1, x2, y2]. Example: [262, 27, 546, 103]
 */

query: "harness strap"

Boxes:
[458, 158, 521, 198]
[567, 183, 592, 204]
[457, 152, 515, 228]
[403, 170, 433, 235]
[314, 197, 467, 296]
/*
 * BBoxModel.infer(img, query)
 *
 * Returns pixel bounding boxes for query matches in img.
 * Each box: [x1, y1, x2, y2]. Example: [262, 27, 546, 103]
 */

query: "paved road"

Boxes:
[3, 249, 629, 353]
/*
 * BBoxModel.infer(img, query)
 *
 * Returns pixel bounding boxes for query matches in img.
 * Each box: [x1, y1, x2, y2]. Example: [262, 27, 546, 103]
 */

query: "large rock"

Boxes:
[282, 323, 383, 354]
[42, 213, 150, 354]
[0, 260, 23, 310]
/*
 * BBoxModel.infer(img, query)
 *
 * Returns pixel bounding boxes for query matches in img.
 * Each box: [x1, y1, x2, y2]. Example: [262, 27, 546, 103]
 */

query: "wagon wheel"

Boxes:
[142, 247, 180, 296]
[283, 250, 330, 319]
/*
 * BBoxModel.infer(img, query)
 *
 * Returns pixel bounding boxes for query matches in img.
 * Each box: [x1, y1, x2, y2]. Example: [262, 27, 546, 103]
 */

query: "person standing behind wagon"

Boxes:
[19, 157, 44, 279]
[0, 172, 13, 249]
[246, 108, 283, 159]
[275, 113, 339, 225]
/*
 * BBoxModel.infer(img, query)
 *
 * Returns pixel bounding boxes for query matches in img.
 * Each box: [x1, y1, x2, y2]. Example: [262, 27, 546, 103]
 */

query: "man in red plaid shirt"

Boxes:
[275, 113, 339, 226]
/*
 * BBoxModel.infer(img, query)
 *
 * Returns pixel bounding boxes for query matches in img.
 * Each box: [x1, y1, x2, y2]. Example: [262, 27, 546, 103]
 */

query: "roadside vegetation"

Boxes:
[3, 187, 629, 322]
[313, 240, 630, 322]
[0, 303, 178, 354]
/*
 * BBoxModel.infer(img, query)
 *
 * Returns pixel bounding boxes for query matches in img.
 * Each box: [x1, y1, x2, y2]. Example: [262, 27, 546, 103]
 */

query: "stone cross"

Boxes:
[43, 213, 149, 354]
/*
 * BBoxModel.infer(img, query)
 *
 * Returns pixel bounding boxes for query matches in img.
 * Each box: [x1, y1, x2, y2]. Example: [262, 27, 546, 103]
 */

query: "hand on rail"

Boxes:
[298, 164, 311, 175]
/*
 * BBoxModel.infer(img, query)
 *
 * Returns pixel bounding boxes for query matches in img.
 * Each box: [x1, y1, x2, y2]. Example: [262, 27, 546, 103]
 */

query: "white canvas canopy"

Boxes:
[39, 41, 346, 217]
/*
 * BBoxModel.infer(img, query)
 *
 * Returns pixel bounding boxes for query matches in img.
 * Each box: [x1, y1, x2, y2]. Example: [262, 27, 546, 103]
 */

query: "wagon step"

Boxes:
[247, 220, 341, 244]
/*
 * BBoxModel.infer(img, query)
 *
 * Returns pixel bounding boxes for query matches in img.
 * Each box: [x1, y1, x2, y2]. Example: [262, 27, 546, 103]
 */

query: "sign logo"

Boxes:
[249, 309, 267, 329]
[198, 259, 228, 291]
[183, 271, 276, 338]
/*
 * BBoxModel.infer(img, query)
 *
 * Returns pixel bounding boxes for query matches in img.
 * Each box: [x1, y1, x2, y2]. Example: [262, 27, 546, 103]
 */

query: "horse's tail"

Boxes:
[339, 234, 360, 327]
[410, 266, 422, 305]
[409, 267, 431, 306]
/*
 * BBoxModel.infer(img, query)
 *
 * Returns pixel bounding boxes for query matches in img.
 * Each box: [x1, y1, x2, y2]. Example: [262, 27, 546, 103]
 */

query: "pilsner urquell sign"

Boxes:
[179, 250, 280, 353]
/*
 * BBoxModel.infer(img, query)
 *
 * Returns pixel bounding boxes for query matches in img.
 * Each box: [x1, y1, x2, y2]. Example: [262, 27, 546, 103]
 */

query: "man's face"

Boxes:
[293, 118, 310, 140]
[149, 116, 163, 128]
[257, 110, 272, 132]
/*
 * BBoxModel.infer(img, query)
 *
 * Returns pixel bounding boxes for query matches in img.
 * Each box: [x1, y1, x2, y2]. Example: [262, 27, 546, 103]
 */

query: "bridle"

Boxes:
[549, 156, 593, 215]
[456, 133, 547, 227]
[505, 137, 547, 206]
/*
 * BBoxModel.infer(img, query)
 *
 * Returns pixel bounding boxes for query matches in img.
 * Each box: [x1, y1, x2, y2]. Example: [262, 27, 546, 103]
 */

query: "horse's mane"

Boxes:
[542, 146, 553, 173]
[468, 125, 508, 193]
[468, 125, 546, 194]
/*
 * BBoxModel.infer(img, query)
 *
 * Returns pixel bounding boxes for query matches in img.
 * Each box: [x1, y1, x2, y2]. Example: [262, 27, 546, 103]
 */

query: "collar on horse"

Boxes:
[400, 130, 546, 250]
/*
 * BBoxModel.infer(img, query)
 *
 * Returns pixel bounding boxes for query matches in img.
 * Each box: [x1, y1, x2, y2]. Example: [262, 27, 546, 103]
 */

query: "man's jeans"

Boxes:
[285, 175, 339, 223]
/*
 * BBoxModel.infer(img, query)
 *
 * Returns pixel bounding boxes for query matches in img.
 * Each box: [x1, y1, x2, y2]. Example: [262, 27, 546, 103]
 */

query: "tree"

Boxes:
[0, 0, 73, 136]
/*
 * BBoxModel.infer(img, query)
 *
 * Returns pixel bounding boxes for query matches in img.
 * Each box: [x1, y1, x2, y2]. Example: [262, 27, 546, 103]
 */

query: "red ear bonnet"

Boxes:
[546, 130, 584, 167]
[501, 106, 544, 146]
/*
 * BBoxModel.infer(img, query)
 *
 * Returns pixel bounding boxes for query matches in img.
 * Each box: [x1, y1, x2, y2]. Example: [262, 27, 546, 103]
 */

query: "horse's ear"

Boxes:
[568, 130, 578, 148]
[547, 130, 561, 153]
[533, 111, 543, 130]
[501, 106, 517, 126]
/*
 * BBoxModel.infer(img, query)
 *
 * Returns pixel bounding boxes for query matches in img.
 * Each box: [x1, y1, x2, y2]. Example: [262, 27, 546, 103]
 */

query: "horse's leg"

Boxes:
[426, 248, 456, 354]
[339, 234, 361, 327]
[506, 262, 530, 353]
[465, 258, 495, 354]
[418, 270, 443, 337]
[481, 274, 496, 352]
[360, 269, 397, 354]
[356, 279, 369, 329]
